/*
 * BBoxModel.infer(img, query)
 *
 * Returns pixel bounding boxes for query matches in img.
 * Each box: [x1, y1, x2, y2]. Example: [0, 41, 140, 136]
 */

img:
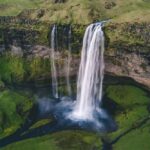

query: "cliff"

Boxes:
[0, 0, 149, 88]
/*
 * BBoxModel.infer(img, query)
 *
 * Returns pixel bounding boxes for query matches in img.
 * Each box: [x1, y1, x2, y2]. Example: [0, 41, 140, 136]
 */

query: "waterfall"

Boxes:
[53, 22, 116, 132]
[65, 26, 72, 96]
[51, 25, 59, 98]
[72, 23, 105, 120]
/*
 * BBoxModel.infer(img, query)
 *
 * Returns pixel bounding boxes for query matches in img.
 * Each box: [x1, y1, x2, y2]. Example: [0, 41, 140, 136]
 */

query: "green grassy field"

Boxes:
[0, 0, 42, 16]
[0, 0, 149, 24]
[0, 130, 102, 150]
[105, 84, 150, 150]
[0, 84, 149, 150]
[0, 90, 33, 139]
[113, 120, 150, 150]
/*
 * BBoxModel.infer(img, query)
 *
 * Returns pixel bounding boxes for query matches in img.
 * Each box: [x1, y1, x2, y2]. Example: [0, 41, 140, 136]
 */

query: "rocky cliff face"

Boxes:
[0, 28, 40, 53]
[104, 22, 150, 88]
[105, 52, 150, 88]
[0, 21, 149, 88]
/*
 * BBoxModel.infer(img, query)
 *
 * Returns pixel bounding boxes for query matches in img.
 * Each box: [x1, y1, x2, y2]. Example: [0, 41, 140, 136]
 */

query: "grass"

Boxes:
[0, 80, 5, 89]
[0, 134, 60, 150]
[105, 0, 150, 23]
[0, 53, 51, 84]
[0, 83, 149, 149]
[0, 90, 33, 139]
[106, 85, 150, 142]
[0, 54, 24, 83]
[29, 118, 52, 130]
[113, 120, 150, 150]
[0, 0, 42, 16]
[106, 85, 149, 107]
[0, 0, 149, 24]
[0, 130, 102, 150]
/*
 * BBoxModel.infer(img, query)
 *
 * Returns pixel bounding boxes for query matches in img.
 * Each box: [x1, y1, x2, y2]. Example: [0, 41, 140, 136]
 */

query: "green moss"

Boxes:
[0, 90, 33, 139]
[0, 54, 51, 84]
[72, 25, 85, 52]
[113, 120, 150, 150]
[109, 106, 149, 140]
[104, 22, 150, 53]
[29, 119, 52, 130]
[50, 130, 102, 150]
[106, 85, 150, 140]
[28, 57, 51, 80]
[0, 0, 42, 16]
[1, 130, 102, 150]
[0, 23, 49, 46]
[0, 135, 60, 150]
[106, 85, 149, 107]
[0, 80, 5, 90]
[0, 54, 24, 83]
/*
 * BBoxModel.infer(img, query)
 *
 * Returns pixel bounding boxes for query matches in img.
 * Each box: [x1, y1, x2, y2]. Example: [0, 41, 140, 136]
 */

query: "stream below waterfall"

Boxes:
[0, 75, 149, 150]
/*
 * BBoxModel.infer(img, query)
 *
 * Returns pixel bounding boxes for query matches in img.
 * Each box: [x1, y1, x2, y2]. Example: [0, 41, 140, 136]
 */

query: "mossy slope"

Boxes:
[0, 90, 33, 139]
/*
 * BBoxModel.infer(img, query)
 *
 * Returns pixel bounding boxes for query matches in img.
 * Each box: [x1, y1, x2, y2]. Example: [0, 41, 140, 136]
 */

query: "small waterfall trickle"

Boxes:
[65, 26, 72, 97]
[71, 22, 105, 120]
[51, 25, 59, 98]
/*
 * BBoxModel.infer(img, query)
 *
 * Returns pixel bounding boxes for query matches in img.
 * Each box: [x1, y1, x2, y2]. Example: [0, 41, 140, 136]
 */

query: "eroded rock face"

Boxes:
[27, 44, 150, 88]
[0, 28, 40, 53]
[0, 22, 149, 88]
[104, 22, 150, 88]
[105, 52, 150, 88]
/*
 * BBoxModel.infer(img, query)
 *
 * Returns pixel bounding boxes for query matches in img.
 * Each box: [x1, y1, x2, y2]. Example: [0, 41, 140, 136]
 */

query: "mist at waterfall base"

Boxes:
[38, 22, 117, 133]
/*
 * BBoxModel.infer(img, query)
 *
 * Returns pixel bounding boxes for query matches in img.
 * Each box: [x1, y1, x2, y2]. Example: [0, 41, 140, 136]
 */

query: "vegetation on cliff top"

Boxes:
[0, 0, 149, 24]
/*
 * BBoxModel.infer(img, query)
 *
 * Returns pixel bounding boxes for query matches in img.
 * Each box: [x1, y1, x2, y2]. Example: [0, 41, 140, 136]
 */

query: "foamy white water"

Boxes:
[51, 25, 59, 98]
[71, 23, 105, 120]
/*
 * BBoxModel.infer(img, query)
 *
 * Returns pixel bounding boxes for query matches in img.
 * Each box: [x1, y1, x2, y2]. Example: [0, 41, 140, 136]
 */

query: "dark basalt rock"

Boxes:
[0, 28, 40, 54]
[53, 0, 66, 3]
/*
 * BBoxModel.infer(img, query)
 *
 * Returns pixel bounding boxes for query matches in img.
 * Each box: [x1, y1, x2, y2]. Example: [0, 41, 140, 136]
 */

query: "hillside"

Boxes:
[0, 0, 150, 24]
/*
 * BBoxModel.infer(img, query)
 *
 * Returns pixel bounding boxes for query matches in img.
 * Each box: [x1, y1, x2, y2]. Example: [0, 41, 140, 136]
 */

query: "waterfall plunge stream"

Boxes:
[70, 23, 105, 120]
[44, 22, 116, 132]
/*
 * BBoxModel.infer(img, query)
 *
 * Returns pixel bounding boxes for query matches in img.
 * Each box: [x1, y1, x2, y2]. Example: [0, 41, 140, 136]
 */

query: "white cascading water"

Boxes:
[51, 22, 116, 132]
[71, 22, 105, 120]
[66, 26, 72, 96]
[51, 25, 59, 98]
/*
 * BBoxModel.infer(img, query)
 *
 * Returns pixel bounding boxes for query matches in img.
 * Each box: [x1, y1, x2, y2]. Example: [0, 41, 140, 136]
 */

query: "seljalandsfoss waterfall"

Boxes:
[53, 22, 116, 132]
[71, 23, 105, 120]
